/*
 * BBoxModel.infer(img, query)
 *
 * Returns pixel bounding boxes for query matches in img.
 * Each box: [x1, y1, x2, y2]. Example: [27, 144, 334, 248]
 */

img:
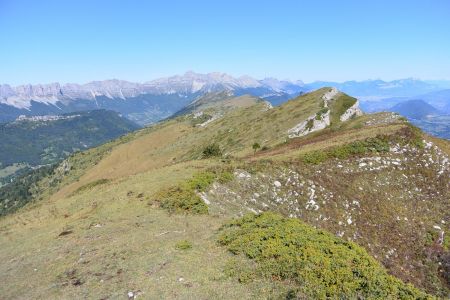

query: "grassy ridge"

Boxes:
[0, 88, 446, 298]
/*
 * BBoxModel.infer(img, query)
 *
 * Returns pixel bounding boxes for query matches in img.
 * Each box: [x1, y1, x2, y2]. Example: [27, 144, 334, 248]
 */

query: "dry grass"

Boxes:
[0, 160, 290, 299]
[1, 88, 447, 298]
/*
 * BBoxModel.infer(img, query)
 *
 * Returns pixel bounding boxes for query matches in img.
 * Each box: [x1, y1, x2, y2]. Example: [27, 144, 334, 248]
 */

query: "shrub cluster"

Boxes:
[218, 212, 429, 299]
[154, 185, 208, 215]
[153, 169, 234, 215]
[175, 240, 193, 250]
[305, 119, 315, 131]
[202, 143, 223, 158]
[315, 107, 329, 120]
[301, 135, 391, 164]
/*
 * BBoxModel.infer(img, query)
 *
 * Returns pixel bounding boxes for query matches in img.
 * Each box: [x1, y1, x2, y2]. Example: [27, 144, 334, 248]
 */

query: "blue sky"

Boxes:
[1, 0, 450, 85]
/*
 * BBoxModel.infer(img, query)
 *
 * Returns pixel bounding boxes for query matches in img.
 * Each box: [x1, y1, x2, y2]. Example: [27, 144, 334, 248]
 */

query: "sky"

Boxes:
[1, 0, 450, 85]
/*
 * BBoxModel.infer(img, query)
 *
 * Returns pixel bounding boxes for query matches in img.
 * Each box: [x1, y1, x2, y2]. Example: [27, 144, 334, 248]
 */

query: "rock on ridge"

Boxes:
[340, 100, 363, 121]
[288, 88, 363, 138]
[288, 110, 330, 138]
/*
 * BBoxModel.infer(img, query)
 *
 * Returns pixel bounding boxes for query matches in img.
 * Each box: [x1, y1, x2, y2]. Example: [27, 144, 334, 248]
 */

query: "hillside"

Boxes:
[360, 96, 450, 140]
[173, 91, 263, 116]
[0, 88, 448, 299]
[0, 110, 139, 186]
[361, 89, 450, 114]
[390, 99, 440, 119]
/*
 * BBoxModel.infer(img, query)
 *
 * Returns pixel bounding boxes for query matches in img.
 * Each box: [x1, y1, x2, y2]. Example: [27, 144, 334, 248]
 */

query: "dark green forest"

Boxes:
[0, 110, 139, 167]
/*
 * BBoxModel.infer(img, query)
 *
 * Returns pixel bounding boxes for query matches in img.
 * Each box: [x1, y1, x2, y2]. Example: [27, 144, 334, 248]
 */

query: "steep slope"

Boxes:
[0, 88, 448, 298]
[173, 91, 261, 118]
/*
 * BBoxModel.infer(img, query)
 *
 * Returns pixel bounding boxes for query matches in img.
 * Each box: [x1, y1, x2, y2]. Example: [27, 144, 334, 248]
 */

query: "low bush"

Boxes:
[154, 185, 208, 215]
[305, 119, 314, 131]
[315, 107, 329, 120]
[300, 135, 392, 164]
[187, 172, 216, 192]
[218, 212, 429, 299]
[202, 143, 223, 158]
[153, 169, 235, 215]
[217, 171, 234, 184]
[301, 151, 329, 164]
[175, 240, 192, 250]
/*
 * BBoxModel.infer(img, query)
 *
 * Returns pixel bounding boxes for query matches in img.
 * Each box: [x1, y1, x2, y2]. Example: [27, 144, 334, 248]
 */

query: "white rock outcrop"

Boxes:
[321, 87, 339, 101]
[288, 110, 330, 138]
[340, 100, 363, 121]
[288, 87, 364, 138]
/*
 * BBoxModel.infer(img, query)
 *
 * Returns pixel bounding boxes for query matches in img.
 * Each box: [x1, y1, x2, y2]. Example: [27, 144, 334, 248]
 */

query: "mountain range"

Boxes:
[3, 72, 450, 125]
[0, 72, 305, 125]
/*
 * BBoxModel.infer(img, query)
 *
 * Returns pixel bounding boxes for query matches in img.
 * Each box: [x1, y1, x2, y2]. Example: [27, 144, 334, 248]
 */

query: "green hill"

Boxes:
[0, 110, 139, 185]
[0, 88, 448, 299]
[390, 99, 440, 120]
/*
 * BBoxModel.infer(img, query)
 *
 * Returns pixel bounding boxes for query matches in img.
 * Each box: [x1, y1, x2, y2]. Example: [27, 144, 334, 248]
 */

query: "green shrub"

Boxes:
[301, 151, 328, 164]
[153, 169, 235, 215]
[218, 212, 429, 299]
[305, 119, 314, 131]
[175, 240, 192, 250]
[154, 185, 208, 214]
[300, 136, 392, 164]
[406, 125, 425, 149]
[315, 107, 329, 120]
[187, 172, 216, 192]
[217, 171, 234, 184]
[252, 142, 261, 154]
[202, 143, 223, 158]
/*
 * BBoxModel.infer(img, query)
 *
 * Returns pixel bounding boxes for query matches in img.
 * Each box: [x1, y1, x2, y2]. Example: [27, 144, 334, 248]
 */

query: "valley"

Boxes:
[0, 88, 448, 299]
[0, 110, 138, 190]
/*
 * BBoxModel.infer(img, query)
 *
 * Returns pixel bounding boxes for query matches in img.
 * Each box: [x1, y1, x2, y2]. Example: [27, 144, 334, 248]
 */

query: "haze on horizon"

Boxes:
[1, 0, 450, 85]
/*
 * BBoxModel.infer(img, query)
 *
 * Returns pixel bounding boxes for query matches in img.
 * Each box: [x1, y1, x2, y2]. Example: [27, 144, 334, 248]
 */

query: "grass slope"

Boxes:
[0, 88, 448, 298]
